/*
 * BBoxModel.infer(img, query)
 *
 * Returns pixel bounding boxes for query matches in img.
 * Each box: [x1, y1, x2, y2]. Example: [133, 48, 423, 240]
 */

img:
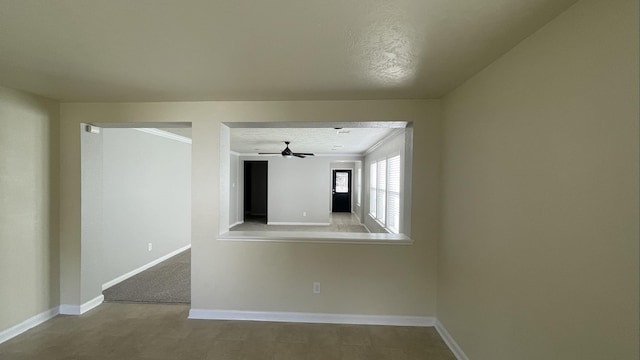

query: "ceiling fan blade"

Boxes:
[293, 153, 314, 156]
[293, 154, 306, 158]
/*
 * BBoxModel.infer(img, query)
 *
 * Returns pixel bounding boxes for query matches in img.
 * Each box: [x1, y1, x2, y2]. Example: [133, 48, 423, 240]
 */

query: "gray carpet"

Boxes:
[103, 249, 190, 304]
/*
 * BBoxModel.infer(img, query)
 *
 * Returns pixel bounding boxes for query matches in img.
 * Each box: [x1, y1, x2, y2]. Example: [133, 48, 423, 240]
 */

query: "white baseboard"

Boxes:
[188, 309, 435, 327]
[435, 320, 470, 360]
[230, 221, 244, 228]
[59, 294, 104, 315]
[102, 244, 191, 291]
[0, 307, 59, 344]
[267, 222, 331, 226]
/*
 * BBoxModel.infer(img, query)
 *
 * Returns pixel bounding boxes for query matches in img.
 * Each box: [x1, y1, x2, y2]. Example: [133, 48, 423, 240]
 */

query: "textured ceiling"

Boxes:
[230, 127, 396, 155]
[0, 0, 577, 102]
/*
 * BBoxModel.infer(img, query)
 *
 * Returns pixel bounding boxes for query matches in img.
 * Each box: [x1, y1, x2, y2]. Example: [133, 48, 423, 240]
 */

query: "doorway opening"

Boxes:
[244, 161, 268, 224]
[332, 169, 352, 213]
[81, 123, 192, 307]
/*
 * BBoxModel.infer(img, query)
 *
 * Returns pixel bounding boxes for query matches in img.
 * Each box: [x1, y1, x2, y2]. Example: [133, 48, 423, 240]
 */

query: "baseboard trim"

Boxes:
[59, 294, 104, 315]
[230, 221, 244, 228]
[435, 320, 470, 360]
[188, 309, 435, 327]
[0, 307, 59, 344]
[266, 222, 331, 226]
[102, 244, 191, 291]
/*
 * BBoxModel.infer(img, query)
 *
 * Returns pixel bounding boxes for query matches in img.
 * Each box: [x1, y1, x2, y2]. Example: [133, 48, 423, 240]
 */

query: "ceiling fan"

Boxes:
[258, 141, 315, 158]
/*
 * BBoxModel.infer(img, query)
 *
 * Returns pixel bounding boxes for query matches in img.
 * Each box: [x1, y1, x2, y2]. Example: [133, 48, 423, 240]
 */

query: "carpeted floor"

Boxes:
[103, 249, 190, 304]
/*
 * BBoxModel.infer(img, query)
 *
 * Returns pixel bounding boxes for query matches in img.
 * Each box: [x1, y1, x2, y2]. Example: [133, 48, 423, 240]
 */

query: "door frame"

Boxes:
[330, 168, 353, 213]
[243, 160, 268, 223]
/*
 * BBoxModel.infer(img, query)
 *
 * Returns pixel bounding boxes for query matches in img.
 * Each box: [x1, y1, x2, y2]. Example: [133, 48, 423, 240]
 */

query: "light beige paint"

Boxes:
[0, 0, 577, 101]
[60, 100, 441, 315]
[439, 0, 639, 359]
[0, 86, 59, 331]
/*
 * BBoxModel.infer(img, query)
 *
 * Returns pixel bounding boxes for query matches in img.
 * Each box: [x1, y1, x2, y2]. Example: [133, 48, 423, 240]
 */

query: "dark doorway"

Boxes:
[244, 161, 268, 224]
[332, 169, 352, 213]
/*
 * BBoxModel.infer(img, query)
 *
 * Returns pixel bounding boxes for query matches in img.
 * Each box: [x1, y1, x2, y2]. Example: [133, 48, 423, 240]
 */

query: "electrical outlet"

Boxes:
[313, 282, 321, 294]
[148, 243, 152, 251]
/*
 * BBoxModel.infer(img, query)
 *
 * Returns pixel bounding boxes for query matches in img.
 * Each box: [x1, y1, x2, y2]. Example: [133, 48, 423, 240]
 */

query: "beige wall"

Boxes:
[60, 100, 441, 315]
[438, 0, 639, 359]
[0, 86, 59, 331]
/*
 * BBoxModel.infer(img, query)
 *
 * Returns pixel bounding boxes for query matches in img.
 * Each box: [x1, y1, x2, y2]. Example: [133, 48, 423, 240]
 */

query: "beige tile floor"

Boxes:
[231, 213, 369, 233]
[0, 303, 456, 359]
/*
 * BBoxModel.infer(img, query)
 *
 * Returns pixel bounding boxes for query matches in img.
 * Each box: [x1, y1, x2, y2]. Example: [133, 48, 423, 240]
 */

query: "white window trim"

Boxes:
[355, 167, 362, 206]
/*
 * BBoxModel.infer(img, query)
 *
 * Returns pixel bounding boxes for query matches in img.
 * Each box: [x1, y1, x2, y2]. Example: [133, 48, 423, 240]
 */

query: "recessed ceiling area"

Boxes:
[0, 0, 578, 102]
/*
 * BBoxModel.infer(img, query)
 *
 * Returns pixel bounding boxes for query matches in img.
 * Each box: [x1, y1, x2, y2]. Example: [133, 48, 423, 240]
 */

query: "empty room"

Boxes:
[0, 1, 637, 359]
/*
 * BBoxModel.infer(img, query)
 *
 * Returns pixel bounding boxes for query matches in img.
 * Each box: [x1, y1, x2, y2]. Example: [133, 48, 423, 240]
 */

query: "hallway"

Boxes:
[102, 249, 190, 304]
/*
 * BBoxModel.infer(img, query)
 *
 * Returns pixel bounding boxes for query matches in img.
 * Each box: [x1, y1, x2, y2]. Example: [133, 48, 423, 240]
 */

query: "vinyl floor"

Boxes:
[0, 303, 456, 360]
[230, 213, 369, 233]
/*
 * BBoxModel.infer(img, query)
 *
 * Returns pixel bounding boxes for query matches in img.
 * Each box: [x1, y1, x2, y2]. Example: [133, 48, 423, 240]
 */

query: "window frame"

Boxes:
[368, 153, 401, 234]
[218, 121, 413, 244]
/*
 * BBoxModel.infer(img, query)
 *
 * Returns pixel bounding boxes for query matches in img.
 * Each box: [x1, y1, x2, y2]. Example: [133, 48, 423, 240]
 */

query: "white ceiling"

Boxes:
[230, 127, 397, 155]
[0, 0, 577, 102]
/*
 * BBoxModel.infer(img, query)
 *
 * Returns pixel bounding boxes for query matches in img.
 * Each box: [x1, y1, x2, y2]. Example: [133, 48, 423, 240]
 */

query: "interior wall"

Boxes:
[80, 126, 103, 303]
[438, 0, 639, 359]
[60, 100, 441, 317]
[0, 86, 59, 332]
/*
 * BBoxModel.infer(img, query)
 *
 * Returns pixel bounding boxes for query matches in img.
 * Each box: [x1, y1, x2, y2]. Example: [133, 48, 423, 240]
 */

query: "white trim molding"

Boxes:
[435, 320, 470, 360]
[229, 220, 244, 228]
[0, 307, 59, 344]
[134, 128, 192, 144]
[59, 294, 104, 315]
[188, 309, 434, 327]
[102, 244, 191, 291]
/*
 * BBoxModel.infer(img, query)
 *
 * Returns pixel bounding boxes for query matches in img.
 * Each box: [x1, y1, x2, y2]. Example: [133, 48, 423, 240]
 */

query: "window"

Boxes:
[376, 159, 386, 223]
[369, 162, 377, 217]
[369, 155, 401, 234]
[356, 167, 361, 206]
[387, 155, 401, 233]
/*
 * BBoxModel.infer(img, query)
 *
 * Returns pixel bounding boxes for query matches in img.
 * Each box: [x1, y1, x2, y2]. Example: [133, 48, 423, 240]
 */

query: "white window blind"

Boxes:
[376, 159, 386, 222]
[369, 162, 377, 216]
[387, 155, 401, 233]
[356, 167, 361, 205]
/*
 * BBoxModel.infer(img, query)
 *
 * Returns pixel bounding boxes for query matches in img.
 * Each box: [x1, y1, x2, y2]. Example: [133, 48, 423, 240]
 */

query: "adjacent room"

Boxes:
[225, 123, 411, 236]
[0, 1, 637, 359]
[80, 125, 192, 305]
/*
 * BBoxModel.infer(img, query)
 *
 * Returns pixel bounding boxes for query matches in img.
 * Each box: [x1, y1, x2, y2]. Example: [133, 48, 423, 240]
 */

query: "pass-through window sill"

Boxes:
[218, 231, 413, 245]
